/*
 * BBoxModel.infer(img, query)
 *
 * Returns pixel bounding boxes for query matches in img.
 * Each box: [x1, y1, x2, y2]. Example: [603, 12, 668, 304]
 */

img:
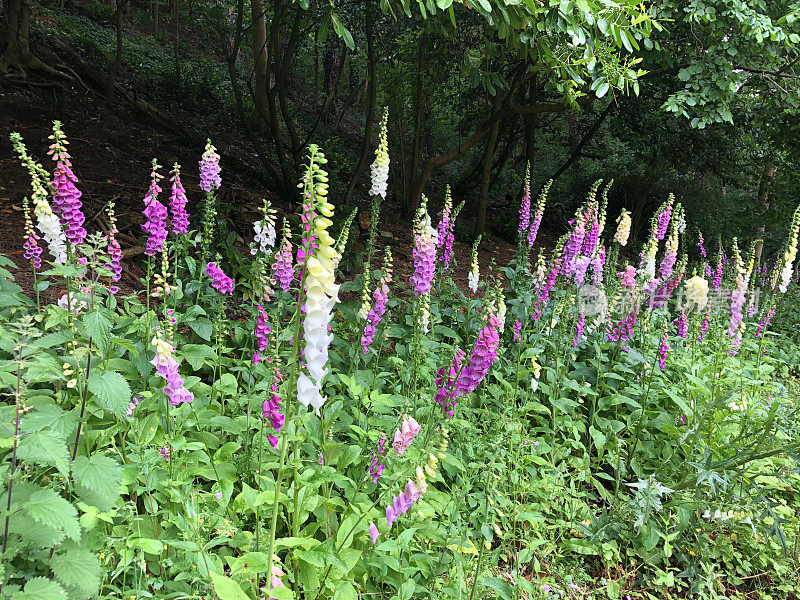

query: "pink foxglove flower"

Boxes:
[262, 369, 284, 448]
[675, 311, 688, 338]
[361, 279, 389, 353]
[410, 197, 437, 296]
[22, 198, 42, 270]
[618, 265, 636, 289]
[105, 203, 123, 282]
[456, 315, 501, 396]
[48, 122, 86, 245]
[513, 320, 522, 342]
[658, 326, 669, 370]
[519, 166, 531, 234]
[151, 332, 193, 406]
[573, 312, 585, 347]
[655, 196, 674, 240]
[206, 261, 234, 294]
[435, 349, 465, 417]
[255, 304, 271, 352]
[528, 179, 550, 248]
[370, 435, 388, 483]
[142, 160, 168, 257]
[393, 416, 421, 456]
[756, 308, 775, 338]
[199, 139, 222, 193]
[369, 522, 380, 545]
[273, 220, 294, 292]
[169, 164, 190, 235]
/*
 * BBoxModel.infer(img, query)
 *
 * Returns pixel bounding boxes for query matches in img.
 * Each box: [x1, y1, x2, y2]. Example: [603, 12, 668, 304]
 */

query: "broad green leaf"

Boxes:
[11, 577, 65, 600]
[51, 547, 101, 596]
[17, 429, 70, 477]
[83, 309, 112, 351]
[73, 454, 123, 511]
[23, 488, 80, 542]
[209, 571, 251, 600]
[88, 370, 131, 416]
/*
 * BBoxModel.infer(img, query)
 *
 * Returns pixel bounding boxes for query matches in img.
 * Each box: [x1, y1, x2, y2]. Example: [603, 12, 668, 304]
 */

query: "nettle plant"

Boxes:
[1, 117, 800, 600]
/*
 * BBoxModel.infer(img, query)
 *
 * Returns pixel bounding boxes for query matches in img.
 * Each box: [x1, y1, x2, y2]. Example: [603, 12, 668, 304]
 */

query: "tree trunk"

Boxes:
[0, 0, 60, 76]
[173, 0, 180, 83]
[407, 32, 426, 216]
[345, 0, 378, 203]
[152, 0, 159, 35]
[474, 94, 502, 237]
[106, 0, 126, 102]
[251, 0, 270, 133]
[754, 161, 777, 268]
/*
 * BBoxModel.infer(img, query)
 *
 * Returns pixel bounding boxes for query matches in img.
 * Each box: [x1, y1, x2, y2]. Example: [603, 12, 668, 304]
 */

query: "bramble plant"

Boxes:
[2, 121, 800, 600]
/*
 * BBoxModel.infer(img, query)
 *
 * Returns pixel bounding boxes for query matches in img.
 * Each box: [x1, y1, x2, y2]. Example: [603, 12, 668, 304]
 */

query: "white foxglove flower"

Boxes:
[297, 149, 338, 414]
[614, 209, 631, 246]
[369, 109, 390, 199]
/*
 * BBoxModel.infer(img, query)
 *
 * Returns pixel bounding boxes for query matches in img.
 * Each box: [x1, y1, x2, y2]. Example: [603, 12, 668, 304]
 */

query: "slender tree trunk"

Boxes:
[152, 0, 159, 35]
[407, 32, 426, 216]
[251, 0, 270, 133]
[345, 0, 378, 203]
[106, 0, 126, 102]
[173, 0, 180, 83]
[754, 161, 777, 268]
[474, 94, 502, 237]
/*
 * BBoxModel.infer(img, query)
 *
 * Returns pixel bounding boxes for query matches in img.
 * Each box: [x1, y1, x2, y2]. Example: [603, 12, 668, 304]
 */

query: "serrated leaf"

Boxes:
[22, 404, 77, 439]
[88, 370, 131, 416]
[11, 577, 66, 600]
[17, 430, 70, 477]
[73, 454, 123, 511]
[23, 488, 81, 541]
[83, 310, 112, 351]
[51, 547, 101, 596]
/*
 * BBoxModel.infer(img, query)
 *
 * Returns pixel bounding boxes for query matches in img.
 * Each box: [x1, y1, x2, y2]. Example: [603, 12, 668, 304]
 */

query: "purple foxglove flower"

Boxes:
[456, 315, 501, 396]
[105, 204, 123, 282]
[273, 234, 294, 292]
[262, 368, 284, 448]
[410, 198, 437, 296]
[658, 327, 669, 370]
[142, 161, 168, 257]
[199, 140, 222, 192]
[370, 434, 388, 483]
[573, 312, 585, 347]
[169, 164, 190, 235]
[361, 280, 389, 353]
[255, 304, 271, 352]
[369, 522, 380, 545]
[675, 311, 688, 338]
[435, 349, 465, 417]
[22, 199, 42, 270]
[49, 123, 86, 245]
[205, 261, 234, 294]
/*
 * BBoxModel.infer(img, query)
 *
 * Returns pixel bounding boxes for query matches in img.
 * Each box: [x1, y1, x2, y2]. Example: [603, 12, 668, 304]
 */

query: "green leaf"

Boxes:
[209, 571, 251, 600]
[83, 309, 112, 351]
[481, 577, 515, 600]
[128, 537, 164, 554]
[181, 344, 218, 370]
[88, 370, 131, 416]
[17, 430, 70, 477]
[333, 581, 357, 600]
[11, 577, 66, 600]
[189, 318, 213, 341]
[21, 404, 77, 440]
[73, 454, 123, 511]
[51, 547, 101, 596]
[331, 13, 355, 50]
[23, 488, 81, 542]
